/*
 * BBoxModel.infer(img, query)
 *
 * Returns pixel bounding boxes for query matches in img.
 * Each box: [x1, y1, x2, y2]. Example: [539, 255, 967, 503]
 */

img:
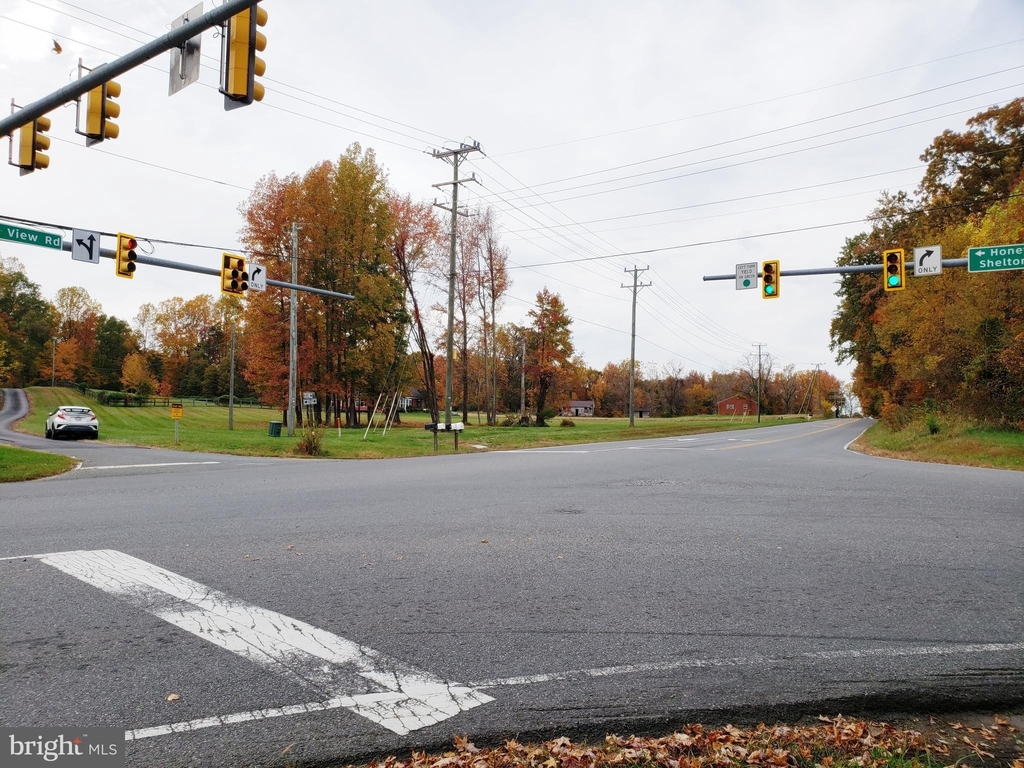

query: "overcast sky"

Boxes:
[2, 0, 1022, 383]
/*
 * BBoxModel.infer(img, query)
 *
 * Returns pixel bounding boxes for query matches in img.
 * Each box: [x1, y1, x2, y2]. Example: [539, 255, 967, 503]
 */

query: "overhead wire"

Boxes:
[494, 37, 1024, 157]
[478, 95, 1024, 209]
[486, 69, 1024, 194]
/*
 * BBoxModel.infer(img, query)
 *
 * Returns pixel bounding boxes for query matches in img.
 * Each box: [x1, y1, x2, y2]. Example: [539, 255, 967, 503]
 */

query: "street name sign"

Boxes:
[914, 245, 941, 276]
[71, 229, 101, 264]
[736, 262, 758, 290]
[0, 224, 62, 250]
[968, 243, 1024, 273]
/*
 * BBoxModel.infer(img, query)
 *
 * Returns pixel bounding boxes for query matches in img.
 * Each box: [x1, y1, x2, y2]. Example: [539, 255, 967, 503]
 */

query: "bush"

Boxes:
[560, 418, 575, 427]
[880, 402, 910, 432]
[501, 414, 517, 426]
[926, 414, 940, 435]
[294, 427, 325, 456]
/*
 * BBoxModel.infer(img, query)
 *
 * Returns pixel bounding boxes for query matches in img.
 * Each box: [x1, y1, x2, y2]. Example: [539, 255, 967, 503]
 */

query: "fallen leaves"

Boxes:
[356, 715, 1023, 768]
[165, 693, 180, 702]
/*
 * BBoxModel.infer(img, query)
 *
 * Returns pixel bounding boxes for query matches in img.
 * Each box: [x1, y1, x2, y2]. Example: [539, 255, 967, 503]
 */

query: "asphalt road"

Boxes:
[2, 389, 1022, 768]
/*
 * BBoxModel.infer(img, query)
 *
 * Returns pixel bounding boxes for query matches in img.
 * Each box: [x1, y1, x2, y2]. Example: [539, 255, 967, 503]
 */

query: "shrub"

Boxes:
[880, 401, 909, 432]
[926, 414, 940, 435]
[560, 418, 575, 427]
[294, 428, 325, 456]
[501, 414, 518, 426]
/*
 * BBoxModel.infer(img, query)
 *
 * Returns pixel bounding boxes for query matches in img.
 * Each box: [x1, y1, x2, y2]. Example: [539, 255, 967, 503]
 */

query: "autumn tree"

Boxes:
[527, 288, 574, 426]
[390, 194, 443, 423]
[240, 144, 407, 426]
[121, 352, 159, 398]
[0, 256, 56, 386]
[473, 207, 511, 425]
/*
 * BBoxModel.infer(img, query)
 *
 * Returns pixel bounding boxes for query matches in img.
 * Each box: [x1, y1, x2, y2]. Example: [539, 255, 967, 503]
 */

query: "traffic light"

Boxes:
[221, 254, 249, 295]
[220, 4, 267, 108]
[761, 260, 780, 299]
[116, 233, 138, 279]
[15, 116, 51, 175]
[883, 248, 906, 292]
[85, 79, 121, 145]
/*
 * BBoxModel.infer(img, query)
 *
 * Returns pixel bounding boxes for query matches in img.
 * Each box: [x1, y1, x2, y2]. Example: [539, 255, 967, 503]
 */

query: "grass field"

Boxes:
[854, 414, 1024, 471]
[19, 387, 814, 459]
[0, 444, 77, 482]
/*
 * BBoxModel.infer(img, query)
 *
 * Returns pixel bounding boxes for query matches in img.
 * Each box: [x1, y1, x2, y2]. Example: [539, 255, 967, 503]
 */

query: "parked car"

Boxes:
[45, 406, 99, 440]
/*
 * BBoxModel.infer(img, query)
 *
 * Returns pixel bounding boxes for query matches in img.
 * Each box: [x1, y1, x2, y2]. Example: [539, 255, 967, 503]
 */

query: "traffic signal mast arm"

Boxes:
[57, 238, 353, 300]
[0, 0, 260, 138]
[702, 259, 968, 281]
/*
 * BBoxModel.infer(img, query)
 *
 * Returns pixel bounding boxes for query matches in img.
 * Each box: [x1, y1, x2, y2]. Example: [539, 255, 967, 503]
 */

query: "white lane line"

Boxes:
[467, 641, 1024, 688]
[126, 639, 1024, 741]
[76, 461, 222, 470]
[38, 550, 492, 736]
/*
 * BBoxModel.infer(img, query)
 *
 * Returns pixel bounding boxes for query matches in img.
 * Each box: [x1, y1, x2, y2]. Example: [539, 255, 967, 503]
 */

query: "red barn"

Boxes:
[717, 394, 758, 416]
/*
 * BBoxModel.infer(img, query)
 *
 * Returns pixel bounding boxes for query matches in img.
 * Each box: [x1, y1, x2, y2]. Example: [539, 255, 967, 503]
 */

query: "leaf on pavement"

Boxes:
[165, 693, 180, 702]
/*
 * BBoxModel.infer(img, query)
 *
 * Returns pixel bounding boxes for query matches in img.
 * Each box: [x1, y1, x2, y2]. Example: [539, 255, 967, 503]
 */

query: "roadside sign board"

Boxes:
[302, 391, 317, 406]
[1, 223, 62, 250]
[171, 403, 183, 420]
[913, 245, 941, 276]
[968, 243, 1024, 273]
[736, 262, 758, 290]
[248, 262, 266, 291]
[71, 229, 101, 264]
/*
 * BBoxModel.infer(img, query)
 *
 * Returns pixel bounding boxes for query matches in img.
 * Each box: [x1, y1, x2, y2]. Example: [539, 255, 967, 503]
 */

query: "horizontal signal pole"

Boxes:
[0, 0, 256, 136]
[59, 239, 353, 300]
[702, 258, 968, 281]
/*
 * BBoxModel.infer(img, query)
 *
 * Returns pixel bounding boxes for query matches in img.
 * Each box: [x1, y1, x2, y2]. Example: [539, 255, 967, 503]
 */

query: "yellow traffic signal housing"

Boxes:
[221, 254, 249, 295]
[883, 248, 906, 292]
[116, 233, 138, 279]
[14, 116, 51, 175]
[761, 260, 780, 299]
[221, 4, 267, 108]
[85, 80, 121, 145]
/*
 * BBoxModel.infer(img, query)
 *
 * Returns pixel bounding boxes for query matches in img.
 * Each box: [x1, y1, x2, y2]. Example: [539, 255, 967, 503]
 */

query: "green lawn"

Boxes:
[0, 444, 77, 482]
[855, 415, 1024, 470]
[18, 387, 813, 459]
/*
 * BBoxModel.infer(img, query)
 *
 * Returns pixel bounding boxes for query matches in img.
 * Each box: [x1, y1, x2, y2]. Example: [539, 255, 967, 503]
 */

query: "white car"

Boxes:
[45, 405, 99, 440]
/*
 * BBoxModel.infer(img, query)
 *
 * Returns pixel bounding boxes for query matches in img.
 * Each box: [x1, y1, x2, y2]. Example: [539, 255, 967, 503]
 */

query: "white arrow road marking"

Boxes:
[37, 550, 492, 735]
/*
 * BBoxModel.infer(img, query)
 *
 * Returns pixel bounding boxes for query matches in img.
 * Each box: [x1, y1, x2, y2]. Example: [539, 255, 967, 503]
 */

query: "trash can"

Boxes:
[268, 421, 282, 437]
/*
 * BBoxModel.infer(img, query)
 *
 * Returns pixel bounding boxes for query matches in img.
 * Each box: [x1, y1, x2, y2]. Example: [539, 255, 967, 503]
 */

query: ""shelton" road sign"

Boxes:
[968, 243, 1024, 273]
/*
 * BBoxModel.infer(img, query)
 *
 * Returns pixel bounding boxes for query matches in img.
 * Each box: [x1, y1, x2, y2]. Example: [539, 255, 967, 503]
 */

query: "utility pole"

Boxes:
[228, 321, 236, 430]
[752, 343, 766, 423]
[287, 222, 300, 437]
[432, 141, 481, 429]
[520, 337, 527, 424]
[51, 337, 58, 387]
[622, 266, 651, 427]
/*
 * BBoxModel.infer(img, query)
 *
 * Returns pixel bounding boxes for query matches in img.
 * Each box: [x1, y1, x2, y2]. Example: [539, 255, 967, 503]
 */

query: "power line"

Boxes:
[478, 96, 1024, 209]
[509, 191, 1024, 269]
[485, 70, 1024, 194]
[494, 37, 1024, 157]
[20, 0, 457, 147]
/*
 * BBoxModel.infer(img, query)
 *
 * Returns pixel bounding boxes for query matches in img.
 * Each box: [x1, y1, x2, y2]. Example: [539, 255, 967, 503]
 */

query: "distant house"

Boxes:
[717, 394, 758, 416]
[560, 400, 595, 417]
[402, 389, 424, 411]
[633, 408, 651, 419]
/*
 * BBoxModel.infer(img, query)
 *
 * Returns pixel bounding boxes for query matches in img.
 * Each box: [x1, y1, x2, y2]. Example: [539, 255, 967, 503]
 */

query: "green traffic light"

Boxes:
[765, 285, 775, 295]
[888, 275, 900, 286]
